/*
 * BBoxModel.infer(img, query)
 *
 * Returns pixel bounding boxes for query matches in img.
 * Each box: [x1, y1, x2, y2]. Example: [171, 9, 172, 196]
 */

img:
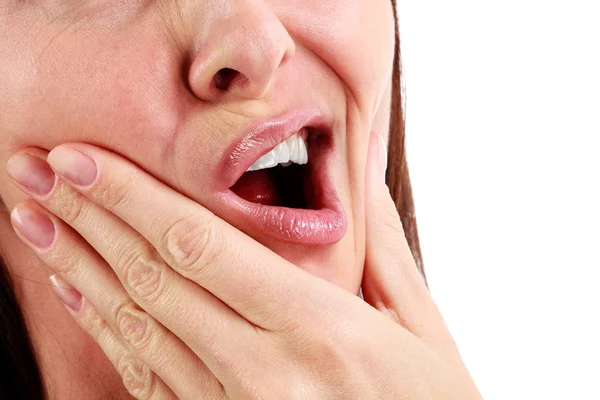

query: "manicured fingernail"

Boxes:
[47, 146, 97, 187]
[377, 133, 388, 178]
[7, 153, 56, 196]
[49, 274, 83, 313]
[11, 205, 56, 249]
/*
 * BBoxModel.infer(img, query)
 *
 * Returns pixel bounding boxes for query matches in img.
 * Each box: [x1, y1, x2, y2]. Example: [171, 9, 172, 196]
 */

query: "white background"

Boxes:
[396, 1, 600, 398]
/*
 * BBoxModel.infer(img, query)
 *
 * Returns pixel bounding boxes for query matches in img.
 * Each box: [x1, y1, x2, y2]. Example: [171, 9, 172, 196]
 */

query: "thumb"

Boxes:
[362, 132, 455, 352]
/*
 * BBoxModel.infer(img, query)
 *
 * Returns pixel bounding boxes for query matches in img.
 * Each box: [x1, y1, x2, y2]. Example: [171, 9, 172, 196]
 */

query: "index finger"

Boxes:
[47, 143, 347, 330]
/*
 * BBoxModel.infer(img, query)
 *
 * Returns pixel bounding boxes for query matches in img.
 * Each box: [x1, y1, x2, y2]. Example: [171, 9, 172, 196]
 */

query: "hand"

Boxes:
[7, 132, 480, 399]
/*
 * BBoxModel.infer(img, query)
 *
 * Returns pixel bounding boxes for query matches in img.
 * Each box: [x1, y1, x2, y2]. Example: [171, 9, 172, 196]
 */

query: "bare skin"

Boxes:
[0, 1, 479, 398]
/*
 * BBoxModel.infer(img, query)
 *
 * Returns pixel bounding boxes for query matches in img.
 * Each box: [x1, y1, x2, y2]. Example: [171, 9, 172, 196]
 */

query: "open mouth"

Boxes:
[218, 110, 347, 245]
[231, 128, 313, 209]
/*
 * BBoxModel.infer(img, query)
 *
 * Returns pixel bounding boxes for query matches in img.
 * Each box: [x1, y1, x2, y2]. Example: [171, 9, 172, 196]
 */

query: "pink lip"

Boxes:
[216, 108, 347, 245]
[219, 108, 329, 189]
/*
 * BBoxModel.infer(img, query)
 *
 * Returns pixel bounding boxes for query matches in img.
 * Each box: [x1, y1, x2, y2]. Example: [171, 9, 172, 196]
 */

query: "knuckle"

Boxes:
[78, 303, 110, 341]
[53, 185, 87, 225]
[92, 171, 137, 212]
[116, 354, 156, 400]
[48, 244, 85, 276]
[381, 208, 406, 237]
[162, 214, 222, 274]
[120, 246, 166, 304]
[115, 303, 155, 354]
[380, 212, 404, 236]
[306, 318, 361, 362]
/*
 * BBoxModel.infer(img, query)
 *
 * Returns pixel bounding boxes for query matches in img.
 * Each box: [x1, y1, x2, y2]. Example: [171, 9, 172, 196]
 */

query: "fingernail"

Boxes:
[7, 153, 56, 196]
[377, 134, 388, 178]
[11, 205, 56, 249]
[47, 146, 97, 187]
[49, 274, 83, 313]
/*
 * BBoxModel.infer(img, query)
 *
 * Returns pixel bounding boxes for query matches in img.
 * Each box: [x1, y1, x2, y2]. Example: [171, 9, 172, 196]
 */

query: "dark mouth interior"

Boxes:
[231, 163, 314, 209]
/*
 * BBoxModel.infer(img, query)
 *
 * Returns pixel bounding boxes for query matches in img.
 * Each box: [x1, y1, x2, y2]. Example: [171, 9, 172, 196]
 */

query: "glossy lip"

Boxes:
[217, 108, 347, 245]
[219, 108, 329, 189]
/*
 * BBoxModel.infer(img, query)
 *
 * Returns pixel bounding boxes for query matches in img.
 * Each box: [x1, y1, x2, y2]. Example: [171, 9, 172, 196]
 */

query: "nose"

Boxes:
[187, 4, 295, 101]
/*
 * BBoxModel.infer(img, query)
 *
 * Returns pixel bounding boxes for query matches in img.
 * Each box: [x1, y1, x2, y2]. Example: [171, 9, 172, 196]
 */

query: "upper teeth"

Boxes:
[246, 132, 308, 172]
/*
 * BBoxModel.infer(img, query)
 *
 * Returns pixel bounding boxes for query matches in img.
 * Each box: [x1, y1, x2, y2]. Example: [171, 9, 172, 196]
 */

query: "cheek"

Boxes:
[279, 0, 395, 113]
[1, 19, 183, 170]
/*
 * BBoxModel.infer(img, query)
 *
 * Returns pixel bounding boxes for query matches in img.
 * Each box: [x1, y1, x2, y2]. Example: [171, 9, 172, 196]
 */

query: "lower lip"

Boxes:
[218, 141, 347, 245]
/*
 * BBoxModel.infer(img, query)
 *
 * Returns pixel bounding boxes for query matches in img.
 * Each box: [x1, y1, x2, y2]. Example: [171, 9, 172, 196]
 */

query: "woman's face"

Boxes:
[0, 1, 395, 293]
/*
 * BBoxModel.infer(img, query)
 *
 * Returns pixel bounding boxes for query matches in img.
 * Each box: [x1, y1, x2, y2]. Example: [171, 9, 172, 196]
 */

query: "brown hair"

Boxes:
[387, 0, 425, 280]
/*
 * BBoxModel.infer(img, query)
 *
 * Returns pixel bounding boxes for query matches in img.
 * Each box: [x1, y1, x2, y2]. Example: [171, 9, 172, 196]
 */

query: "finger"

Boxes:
[8, 149, 257, 387]
[9, 199, 224, 399]
[362, 132, 460, 358]
[49, 275, 177, 400]
[45, 144, 346, 331]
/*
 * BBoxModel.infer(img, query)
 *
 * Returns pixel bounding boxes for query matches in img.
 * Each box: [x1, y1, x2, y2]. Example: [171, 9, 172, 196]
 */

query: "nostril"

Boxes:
[213, 68, 240, 91]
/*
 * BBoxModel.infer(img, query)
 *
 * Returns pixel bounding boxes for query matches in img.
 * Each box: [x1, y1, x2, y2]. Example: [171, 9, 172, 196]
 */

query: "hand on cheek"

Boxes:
[6, 140, 480, 399]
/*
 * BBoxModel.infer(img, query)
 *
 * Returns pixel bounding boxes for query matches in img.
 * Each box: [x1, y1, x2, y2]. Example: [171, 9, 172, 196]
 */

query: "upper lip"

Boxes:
[218, 108, 332, 189]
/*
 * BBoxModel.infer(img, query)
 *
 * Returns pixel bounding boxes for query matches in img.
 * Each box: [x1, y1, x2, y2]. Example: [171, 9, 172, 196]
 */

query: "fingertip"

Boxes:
[49, 274, 83, 313]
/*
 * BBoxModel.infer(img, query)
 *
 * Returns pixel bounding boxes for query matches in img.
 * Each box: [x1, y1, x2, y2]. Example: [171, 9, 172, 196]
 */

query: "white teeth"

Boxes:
[246, 133, 308, 171]
[288, 135, 299, 161]
[297, 138, 308, 164]
[262, 149, 278, 169]
[276, 141, 290, 163]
